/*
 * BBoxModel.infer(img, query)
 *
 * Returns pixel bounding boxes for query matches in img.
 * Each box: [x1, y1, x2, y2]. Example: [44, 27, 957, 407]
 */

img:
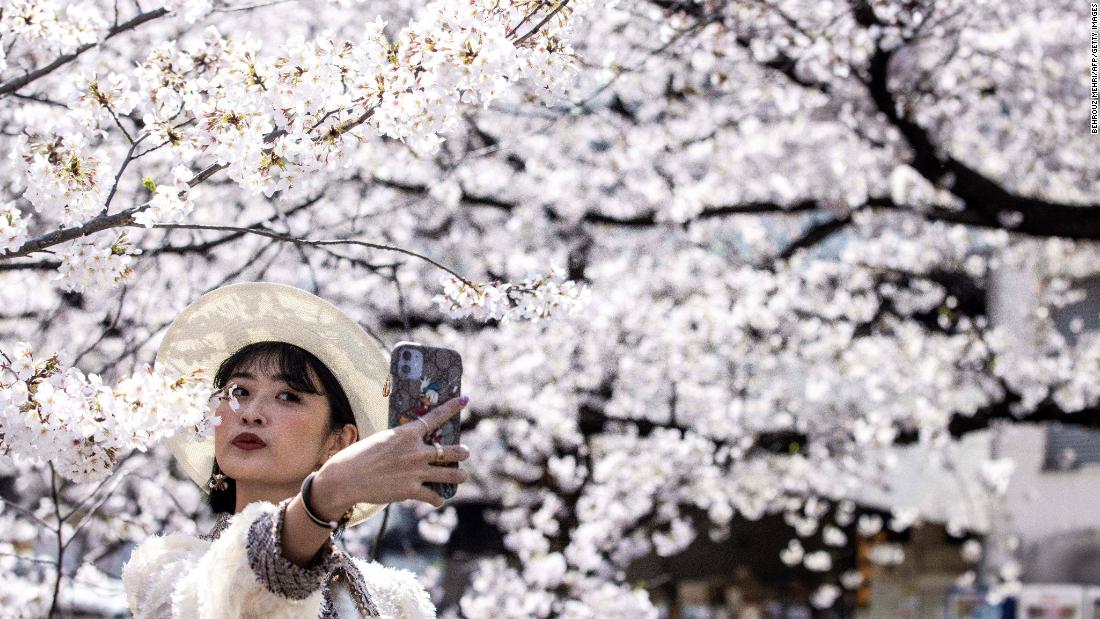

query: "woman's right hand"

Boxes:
[312, 395, 471, 516]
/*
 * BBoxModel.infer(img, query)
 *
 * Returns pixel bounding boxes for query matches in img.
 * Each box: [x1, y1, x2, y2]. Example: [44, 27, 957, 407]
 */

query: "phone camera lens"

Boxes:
[401, 364, 410, 375]
[402, 351, 411, 360]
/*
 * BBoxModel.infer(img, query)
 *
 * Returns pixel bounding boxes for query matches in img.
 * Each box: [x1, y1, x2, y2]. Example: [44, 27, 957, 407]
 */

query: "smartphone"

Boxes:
[387, 341, 463, 500]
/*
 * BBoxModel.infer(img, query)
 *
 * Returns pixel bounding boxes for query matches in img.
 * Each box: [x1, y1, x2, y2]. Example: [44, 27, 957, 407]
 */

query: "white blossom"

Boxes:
[811, 584, 841, 609]
[0, 202, 30, 254]
[857, 514, 884, 537]
[867, 543, 906, 566]
[961, 539, 983, 563]
[779, 539, 804, 566]
[803, 550, 832, 572]
[0, 343, 216, 483]
[418, 505, 458, 545]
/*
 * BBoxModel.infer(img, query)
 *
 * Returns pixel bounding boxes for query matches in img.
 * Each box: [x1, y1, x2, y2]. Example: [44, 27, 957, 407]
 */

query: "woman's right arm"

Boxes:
[279, 395, 471, 567]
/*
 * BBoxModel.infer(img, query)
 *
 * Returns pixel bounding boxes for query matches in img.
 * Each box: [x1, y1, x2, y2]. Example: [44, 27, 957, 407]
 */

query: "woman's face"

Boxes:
[213, 361, 336, 490]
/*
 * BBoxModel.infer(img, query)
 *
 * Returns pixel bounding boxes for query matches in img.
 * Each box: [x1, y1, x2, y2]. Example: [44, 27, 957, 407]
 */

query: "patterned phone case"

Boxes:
[387, 342, 463, 500]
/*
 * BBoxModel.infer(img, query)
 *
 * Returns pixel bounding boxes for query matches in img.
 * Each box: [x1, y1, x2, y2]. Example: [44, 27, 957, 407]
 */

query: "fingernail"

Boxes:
[459, 395, 469, 405]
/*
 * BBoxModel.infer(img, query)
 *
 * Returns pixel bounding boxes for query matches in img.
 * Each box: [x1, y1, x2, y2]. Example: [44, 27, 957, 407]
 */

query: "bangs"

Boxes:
[213, 341, 324, 395]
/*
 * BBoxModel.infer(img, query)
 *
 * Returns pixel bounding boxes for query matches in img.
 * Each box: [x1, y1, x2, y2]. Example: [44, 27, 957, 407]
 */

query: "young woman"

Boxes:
[122, 282, 470, 618]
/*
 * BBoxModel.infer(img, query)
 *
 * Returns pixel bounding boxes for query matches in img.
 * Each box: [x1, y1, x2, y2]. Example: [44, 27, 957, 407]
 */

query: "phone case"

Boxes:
[387, 341, 463, 500]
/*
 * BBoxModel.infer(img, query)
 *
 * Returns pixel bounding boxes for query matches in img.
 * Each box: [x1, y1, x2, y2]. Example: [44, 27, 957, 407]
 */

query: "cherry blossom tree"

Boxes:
[0, 0, 1092, 616]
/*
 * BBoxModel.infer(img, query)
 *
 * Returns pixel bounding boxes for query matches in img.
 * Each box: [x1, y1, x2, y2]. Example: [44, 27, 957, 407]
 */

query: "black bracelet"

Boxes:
[300, 472, 339, 531]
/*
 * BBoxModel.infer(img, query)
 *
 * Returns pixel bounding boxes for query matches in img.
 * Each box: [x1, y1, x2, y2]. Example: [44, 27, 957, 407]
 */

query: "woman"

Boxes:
[122, 282, 470, 618]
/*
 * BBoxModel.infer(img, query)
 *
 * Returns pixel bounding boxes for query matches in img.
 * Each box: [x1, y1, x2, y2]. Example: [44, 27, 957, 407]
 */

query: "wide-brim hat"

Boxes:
[156, 282, 390, 526]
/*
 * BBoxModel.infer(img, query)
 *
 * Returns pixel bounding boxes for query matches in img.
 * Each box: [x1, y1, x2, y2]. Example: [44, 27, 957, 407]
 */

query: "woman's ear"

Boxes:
[321, 423, 358, 463]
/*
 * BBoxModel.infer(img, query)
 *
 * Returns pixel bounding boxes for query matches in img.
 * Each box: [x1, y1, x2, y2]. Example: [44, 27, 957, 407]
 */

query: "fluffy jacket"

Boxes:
[122, 501, 437, 619]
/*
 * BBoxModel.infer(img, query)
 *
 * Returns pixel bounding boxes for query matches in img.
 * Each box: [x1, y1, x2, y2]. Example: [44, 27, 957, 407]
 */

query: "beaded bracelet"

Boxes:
[300, 471, 340, 530]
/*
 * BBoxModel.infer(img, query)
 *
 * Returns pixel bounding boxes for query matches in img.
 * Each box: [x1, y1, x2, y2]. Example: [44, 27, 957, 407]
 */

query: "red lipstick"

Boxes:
[231, 433, 267, 450]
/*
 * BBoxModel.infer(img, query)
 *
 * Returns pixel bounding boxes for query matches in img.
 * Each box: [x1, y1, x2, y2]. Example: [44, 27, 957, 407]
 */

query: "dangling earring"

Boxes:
[207, 461, 229, 492]
[207, 472, 228, 492]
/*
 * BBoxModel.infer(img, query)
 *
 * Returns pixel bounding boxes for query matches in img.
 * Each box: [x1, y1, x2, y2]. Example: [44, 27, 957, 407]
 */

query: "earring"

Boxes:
[207, 461, 230, 492]
[207, 472, 229, 492]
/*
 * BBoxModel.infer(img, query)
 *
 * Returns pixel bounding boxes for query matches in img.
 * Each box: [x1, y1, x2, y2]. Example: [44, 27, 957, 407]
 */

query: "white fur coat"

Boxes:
[122, 501, 437, 619]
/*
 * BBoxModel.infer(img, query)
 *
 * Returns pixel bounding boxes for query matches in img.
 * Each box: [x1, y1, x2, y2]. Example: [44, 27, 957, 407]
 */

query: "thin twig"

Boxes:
[0, 496, 52, 529]
[506, 0, 551, 38]
[69, 286, 129, 366]
[10, 92, 70, 109]
[213, 0, 297, 12]
[0, 551, 59, 567]
[124, 472, 193, 515]
[513, 0, 570, 46]
[101, 135, 148, 215]
[61, 466, 135, 553]
[148, 222, 475, 286]
[59, 451, 136, 523]
[105, 104, 135, 144]
[47, 464, 64, 619]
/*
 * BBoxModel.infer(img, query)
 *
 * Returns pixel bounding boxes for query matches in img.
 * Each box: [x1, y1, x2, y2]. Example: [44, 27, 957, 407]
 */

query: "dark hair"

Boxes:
[207, 341, 356, 514]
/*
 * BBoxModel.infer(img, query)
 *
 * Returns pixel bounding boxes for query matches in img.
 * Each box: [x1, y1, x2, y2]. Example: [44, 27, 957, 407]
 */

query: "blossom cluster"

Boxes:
[132, 166, 195, 228]
[54, 232, 141, 292]
[459, 555, 659, 619]
[0, 0, 106, 63]
[0, 202, 31, 254]
[79, 0, 589, 200]
[0, 342, 218, 483]
[434, 269, 591, 322]
[10, 132, 109, 227]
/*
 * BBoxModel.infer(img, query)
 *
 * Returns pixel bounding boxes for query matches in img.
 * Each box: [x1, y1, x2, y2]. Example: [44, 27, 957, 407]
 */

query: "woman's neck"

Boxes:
[234, 480, 301, 513]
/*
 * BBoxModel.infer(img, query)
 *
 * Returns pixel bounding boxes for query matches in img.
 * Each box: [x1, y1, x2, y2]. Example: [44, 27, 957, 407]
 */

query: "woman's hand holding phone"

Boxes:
[312, 396, 471, 516]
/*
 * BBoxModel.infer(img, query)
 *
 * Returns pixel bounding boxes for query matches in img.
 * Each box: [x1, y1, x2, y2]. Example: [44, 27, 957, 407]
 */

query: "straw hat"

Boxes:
[155, 282, 390, 526]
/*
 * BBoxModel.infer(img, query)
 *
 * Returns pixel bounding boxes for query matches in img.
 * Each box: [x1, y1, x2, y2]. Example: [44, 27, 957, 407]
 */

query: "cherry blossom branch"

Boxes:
[4, 0, 578, 262]
[185, 108, 374, 197]
[146, 222, 476, 286]
[773, 216, 853, 262]
[950, 394, 1100, 436]
[0, 210, 333, 272]
[0, 8, 169, 96]
[2, 105, 373, 262]
[0, 551, 58, 567]
[101, 135, 149, 215]
[123, 472, 194, 515]
[146, 193, 324, 255]
[512, 1, 570, 46]
[0, 260, 56, 271]
[47, 464, 64, 619]
[60, 451, 137, 524]
[10, 92, 69, 108]
[506, 1, 551, 38]
[574, 13, 721, 111]
[213, 0, 297, 12]
[353, 169, 1081, 247]
[62, 464, 136, 552]
[648, 0, 1100, 240]
[841, 0, 1100, 239]
[0, 208, 138, 260]
[70, 285, 129, 366]
[0, 496, 52, 530]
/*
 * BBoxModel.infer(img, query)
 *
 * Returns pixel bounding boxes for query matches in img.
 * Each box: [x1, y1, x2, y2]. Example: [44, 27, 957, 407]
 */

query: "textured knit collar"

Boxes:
[198, 509, 379, 616]
[201, 512, 234, 542]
